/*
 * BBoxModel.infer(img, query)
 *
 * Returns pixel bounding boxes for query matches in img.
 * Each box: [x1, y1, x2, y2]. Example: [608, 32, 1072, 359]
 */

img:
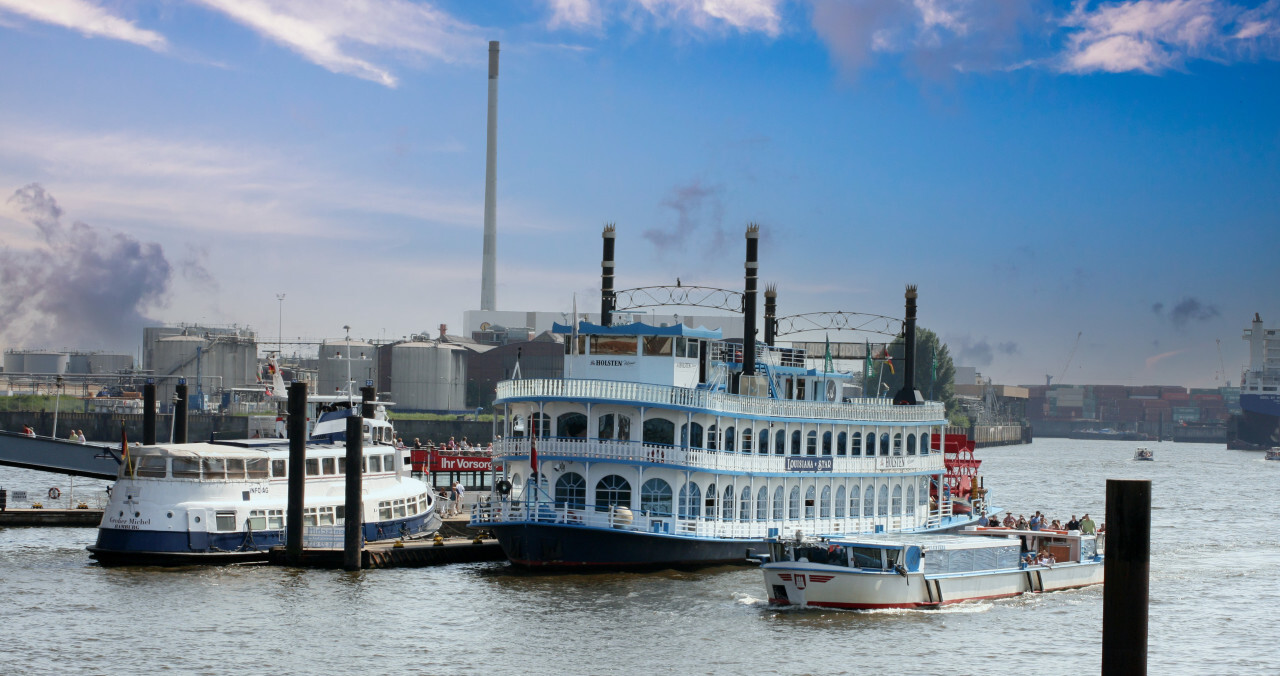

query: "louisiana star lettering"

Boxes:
[785, 457, 833, 472]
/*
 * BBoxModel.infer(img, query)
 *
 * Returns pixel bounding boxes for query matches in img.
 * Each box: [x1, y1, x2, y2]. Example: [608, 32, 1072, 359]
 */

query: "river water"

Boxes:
[1, 438, 1276, 675]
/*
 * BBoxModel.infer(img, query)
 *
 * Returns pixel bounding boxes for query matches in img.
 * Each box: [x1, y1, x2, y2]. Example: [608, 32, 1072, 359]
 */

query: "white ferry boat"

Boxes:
[1133, 447, 1154, 461]
[472, 228, 979, 568]
[761, 527, 1104, 609]
[88, 409, 440, 565]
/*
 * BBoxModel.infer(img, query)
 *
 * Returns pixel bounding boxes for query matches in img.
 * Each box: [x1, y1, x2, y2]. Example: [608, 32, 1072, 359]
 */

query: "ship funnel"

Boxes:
[742, 224, 759, 378]
[893, 285, 922, 405]
[601, 224, 616, 327]
[764, 284, 777, 346]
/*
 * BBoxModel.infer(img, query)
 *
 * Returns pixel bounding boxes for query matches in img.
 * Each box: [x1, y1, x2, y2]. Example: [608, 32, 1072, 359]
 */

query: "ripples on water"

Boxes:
[1, 440, 1277, 675]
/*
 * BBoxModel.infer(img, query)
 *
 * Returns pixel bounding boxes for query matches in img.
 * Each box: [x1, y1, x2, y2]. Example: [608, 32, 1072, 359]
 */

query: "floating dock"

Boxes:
[266, 536, 504, 569]
[0, 508, 103, 527]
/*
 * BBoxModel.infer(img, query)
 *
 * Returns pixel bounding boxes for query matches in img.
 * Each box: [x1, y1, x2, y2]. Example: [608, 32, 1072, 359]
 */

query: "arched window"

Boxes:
[892, 484, 903, 516]
[907, 433, 917, 455]
[640, 478, 672, 516]
[707, 425, 718, 451]
[790, 430, 801, 455]
[595, 475, 631, 512]
[822, 431, 832, 456]
[820, 486, 832, 518]
[526, 473, 547, 501]
[837, 432, 847, 456]
[835, 485, 846, 518]
[921, 477, 931, 509]
[920, 433, 930, 455]
[643, 418, 675, 446]
[804, 486, 816, 518]
[557, 412, 588, 439]
[758, 429, 769, 455]
[878, 483, 890, 516]
[756, 487, 768, 521]
[739, 486, 752, 521]
[678, 482, 701, 518]
[597, 414, 631, 440]
[864, 484, 876, 518]
[866, 433, 876, 456]
[849, 484, 861, 519]
[775, 429, 785, 454]
[880, 433, 890, 456]
[511, 472, 523, 498]
[681, 422, 704, 449]
[530, 413, 551, 438]
[722, 485, 735, 520]
[906, 485, 916, 516]
[772, 486, 784, 520]
[741, 427, 753, 453]
[704, 482, 717, 518]
[893, 432, 903, 456]
[555, 472, 586, 509]
[724, 426, 735, 453]
[788, 485, 801, 519]
[851, 432, 862, 456]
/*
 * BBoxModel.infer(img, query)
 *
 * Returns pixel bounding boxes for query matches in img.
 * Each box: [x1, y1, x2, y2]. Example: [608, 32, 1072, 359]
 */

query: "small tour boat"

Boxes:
[1265, 448, 1280, 461]
[760, 527, 1104, 609]
[1133, 447, 1154, 461]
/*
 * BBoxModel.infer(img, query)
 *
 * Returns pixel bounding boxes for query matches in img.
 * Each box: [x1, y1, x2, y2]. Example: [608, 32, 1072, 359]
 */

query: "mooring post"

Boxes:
[1102, 478, 1151, 675]
[360, 385, 376, 419]
[285, 381, 308, 566]
[173, 382, 189, 444]
[344, 414, 364, 571]
[143, 381, 156, 446]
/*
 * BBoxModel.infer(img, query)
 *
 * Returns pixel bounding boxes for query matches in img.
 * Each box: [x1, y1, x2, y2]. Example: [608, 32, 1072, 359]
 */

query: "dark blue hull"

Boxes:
[88, 512, 439, 566]
[489, 522, 765, 570]
[1233, 393, 1280, 449]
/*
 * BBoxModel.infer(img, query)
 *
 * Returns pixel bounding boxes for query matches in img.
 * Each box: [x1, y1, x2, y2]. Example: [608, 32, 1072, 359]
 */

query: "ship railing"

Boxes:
[491, 438, 945, 474]
[496, 379, 945, 422]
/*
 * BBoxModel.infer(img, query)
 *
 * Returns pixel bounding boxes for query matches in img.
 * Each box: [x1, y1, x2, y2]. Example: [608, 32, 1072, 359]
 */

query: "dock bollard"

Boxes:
[433, 533, 444, 546]
[1102, 479, 1151, 676]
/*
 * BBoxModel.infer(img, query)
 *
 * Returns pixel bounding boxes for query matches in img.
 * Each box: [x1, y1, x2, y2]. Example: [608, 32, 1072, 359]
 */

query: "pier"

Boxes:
[0, 508, 102, 527]
[267, 535, 503, 570]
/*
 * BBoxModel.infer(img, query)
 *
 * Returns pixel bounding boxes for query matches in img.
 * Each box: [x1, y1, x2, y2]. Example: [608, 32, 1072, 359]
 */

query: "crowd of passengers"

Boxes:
[976, 510, 1103, 536]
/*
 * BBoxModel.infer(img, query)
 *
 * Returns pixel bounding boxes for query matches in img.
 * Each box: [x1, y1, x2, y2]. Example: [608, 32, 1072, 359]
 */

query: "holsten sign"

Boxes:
[785, 457, 833, 472]
[430, 455, 493, 472]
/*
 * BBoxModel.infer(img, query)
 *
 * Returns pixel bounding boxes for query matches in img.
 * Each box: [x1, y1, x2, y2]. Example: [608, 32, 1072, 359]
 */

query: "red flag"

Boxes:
[529, 436, 538, 474]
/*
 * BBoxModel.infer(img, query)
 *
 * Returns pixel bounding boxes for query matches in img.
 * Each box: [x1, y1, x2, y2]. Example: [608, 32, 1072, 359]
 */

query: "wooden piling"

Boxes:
[173, 383, 188, 444]
[344, 414, 363, 571]
[1102, 479, 1151, 675]
[285, 381, 307, 566]
[143, 381, 156, 446]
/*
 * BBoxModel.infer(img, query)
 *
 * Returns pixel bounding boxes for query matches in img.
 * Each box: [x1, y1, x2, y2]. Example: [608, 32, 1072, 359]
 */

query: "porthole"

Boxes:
[194, 516, 201, 523]
[118, 511, 124, 517]
[167, 511, 174, 518]
[134, 512, 141, 518]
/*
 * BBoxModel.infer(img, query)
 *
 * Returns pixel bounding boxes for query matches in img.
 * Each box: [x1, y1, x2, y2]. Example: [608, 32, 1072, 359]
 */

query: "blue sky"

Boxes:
[0, 0, 1277, 388]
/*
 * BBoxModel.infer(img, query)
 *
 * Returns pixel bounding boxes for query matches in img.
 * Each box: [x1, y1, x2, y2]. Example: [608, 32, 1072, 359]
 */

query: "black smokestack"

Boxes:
[893, 285, 922, 406]
[743, 224, 759, 377]
[601, 224, 616, 327]
[764, 283, 777, 347]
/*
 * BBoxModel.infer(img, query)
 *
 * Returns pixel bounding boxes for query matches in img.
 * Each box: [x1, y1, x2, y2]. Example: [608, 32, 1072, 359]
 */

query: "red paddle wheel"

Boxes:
[931, 431, 984, 511]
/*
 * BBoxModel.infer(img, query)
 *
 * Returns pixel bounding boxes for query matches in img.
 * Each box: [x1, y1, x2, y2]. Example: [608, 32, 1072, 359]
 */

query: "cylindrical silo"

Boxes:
[319, 339, 375, 396]
[390, 341, 468, 412]
[67, 352, 93, 374]
[3, 351, 25, 374]
[23, 351, 69, 374]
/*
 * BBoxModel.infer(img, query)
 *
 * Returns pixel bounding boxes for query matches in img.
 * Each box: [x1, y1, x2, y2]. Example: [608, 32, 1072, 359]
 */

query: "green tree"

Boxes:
[865, 327, 962, 421]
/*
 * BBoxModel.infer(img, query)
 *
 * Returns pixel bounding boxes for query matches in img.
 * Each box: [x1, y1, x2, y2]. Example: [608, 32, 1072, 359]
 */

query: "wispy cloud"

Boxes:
[0, 0, 167, 51]
[547, 0, 784, 36]
[191, 0, 484, 87]
[1151, 295, 1222, 329]
[1059, 0, 1280, 73]
[1145, 348, 1187, 369]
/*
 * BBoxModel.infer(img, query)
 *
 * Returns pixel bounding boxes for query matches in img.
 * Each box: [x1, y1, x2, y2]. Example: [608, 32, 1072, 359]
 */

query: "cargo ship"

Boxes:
[1230, 314, 1280, 451]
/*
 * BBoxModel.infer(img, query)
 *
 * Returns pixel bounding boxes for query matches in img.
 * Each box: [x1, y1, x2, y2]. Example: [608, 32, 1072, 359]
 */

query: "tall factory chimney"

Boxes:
[742, 224, 760, 378]
[893, 285, 923, 406]
[480, 40, 500, 311]
[601, 224, 616, 327]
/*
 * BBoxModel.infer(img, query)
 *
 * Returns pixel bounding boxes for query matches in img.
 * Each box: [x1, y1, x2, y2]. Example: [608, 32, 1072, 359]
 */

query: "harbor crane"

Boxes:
[1047, 331, 1083, 386]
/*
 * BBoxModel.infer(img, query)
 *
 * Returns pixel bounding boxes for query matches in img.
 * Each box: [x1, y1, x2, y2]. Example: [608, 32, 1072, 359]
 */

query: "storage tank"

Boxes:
[22, 351, 68, 374]
[203, 335, 258, 390]
[389, 341, 468, 412]
[89, 353, 135, 374]
[319, 339, 376, 396]
[3, 351, 24, 374]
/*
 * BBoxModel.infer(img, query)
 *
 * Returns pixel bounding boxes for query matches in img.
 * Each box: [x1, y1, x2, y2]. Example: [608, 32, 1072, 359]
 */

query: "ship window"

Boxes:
[321, 457, 336, 475]
[378, 501, 392, 521]
[680, 421, 703, 448]
[907, 434, 917, 455]
[757, 429, 768, 455]
[686, 339, 700, 359]
[643, 418, 676, 446]
[215, 511, 237, 531]
[805, 486, 816, 518]
[892, 485, 903, 516]
[865, 484, 876, 518]
[835, 485, 846, 518]
[320, 506, 337, 525]
[172, 457, 201, 479]
[880, 434, 890, 456]
[337, 457, 347, 474]
[850, 546, 884, 569]
[837, 432, 847, 456]
[510, 473, 523, 498]
[741, 427, 753, 453]
[775, 429, 785, 454]
[739, 486, 751, 521]
[248, 510, 268, 531]
[820, 486, 831, 518]
[707, 425, 718, 451]
[772, 486, 784, 520]
[643, 335, 674, 356]
[678, 482, 701, 518]
[893, 433, 903, 456]
[271, 459, 286, 478]
[866, 433, 876, 455]
[531, 413, 551, 438]
[641, 479, 673, 517]
[920, 433, 930, 455]
[616, 415, 631, 441]
[558, 412, 588, 439]
[851, 431, 862, 456]
[203, 458, 227, 480]
[383, 454, 395, 471]
[703, 482, 717, 517]
[246, 458, 268, 479]
[226, 458, 246, 480]
[590, 335, 637, 356]
[336, 505, 346, 522]
[675, 337, 687, 357]
[394, 499, 407, 518]
[556, 472, 587, 509]
[822, 431, 832, 456]
[795, 378, 806, 400]
[907, 485, 916, 516]
[595, 475, 632, 512]
[878, 484, 890, 515]
[722, 485, 735, 520]
[790, 430, 801, 455]
[367, 455, 382, 473]
[849, 484, 861, 519]
[135, 455, 168, 478]
[788, 486, 801, 519]
[305, 458, 320, 476]
[756, 487, 768, 521]
[806, 431, 817, 456]
[724, 426, 736, 452]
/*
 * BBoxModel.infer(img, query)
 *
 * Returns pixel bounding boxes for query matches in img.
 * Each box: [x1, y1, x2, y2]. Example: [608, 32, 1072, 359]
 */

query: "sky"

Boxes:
[0, 0, 1278, 389]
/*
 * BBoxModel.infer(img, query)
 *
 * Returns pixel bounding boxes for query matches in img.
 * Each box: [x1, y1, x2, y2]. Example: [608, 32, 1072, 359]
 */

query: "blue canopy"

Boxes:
[552, 320, 722, 340]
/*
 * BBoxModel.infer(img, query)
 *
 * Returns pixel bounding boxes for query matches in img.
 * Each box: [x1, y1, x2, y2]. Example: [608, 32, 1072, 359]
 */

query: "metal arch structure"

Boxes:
[613, 286, 745, 313]
[773, 311, 903, 338]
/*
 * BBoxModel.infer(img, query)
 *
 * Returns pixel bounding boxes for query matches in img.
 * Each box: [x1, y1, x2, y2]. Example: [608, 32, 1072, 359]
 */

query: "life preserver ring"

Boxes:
[48, 487, 61, 500]
[496, 480, 513, 496]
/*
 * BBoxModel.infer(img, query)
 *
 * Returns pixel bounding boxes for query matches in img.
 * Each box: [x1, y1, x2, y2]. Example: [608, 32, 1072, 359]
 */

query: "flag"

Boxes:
[823, 334, 833, 374]
[529, 436, 538, 474]
[931, 347, 938, 382]
[883, 347, 895, 375]
[864, 340, 874, 379]
[121, 424, 134, 478]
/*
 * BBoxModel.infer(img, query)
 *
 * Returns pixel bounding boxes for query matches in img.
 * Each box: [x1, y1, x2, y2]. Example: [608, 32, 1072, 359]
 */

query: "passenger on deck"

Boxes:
[1023, 552, 1037, 566]
[1079, 514, 1096, 534]
[1003, 513, 1016, 528]
[1050, 519, 1062, 530]
[1066, 515, 1080, 531]
[413, 438, 422, 450]
[1016, 515, 1028, 530]
[1037, 548, 1055, 567]
[22, 424, 35, 437]
[77, 430, 86, 443]
[977, 513, 989, 527]
[68, 430, 79, 441]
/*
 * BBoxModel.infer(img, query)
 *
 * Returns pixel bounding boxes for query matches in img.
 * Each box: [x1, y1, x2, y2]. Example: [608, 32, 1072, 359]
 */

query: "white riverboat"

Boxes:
[761, 527, 1104, 609]
[1133, 447, 1154, 461]
[88, 409, 440, 565]
[1264, 448, 1280, 461]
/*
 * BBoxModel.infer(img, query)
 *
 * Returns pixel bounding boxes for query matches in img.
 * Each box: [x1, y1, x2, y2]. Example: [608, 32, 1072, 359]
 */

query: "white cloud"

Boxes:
[192, 0, 485, 87]
[548, 0, 783, 36]
[548, 0, 603, 30]
[0, 0, 166, 50]
[1059, 0, 1280, 74]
